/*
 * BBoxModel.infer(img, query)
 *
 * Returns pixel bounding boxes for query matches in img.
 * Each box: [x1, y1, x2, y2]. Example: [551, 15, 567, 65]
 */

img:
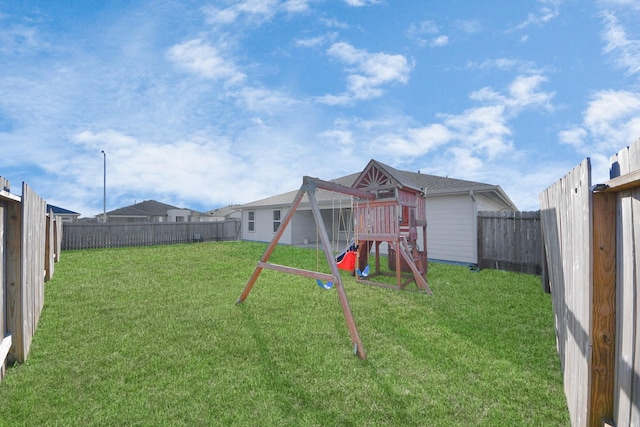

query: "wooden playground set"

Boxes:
[236, 160, 431, 359]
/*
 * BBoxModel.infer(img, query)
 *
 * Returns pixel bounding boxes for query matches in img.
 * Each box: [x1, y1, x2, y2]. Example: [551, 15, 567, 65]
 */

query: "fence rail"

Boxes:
[476, 210, 543, 275]
[62, 219, 241, 250]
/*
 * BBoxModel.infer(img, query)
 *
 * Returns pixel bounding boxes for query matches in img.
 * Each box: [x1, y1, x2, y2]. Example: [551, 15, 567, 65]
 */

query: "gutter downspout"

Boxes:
[470, 190, 478, 264]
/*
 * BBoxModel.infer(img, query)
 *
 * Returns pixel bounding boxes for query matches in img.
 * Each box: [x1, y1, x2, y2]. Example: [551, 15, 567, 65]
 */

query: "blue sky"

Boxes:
[1, 0, 640, 216]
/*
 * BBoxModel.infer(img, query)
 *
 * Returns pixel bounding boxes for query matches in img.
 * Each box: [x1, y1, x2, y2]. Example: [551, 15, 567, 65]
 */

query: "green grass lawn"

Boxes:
[0, 241, 569, 426]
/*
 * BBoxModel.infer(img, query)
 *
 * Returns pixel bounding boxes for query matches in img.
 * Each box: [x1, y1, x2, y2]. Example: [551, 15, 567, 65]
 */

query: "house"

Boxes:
[240, 160, 517, 265]
[206, 205, 242, 222]
[46, 204, 81, 223]
[104, 200, 214, 223]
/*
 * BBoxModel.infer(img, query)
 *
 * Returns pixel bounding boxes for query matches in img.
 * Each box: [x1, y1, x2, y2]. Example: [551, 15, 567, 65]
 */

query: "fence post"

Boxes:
[5, 198, 21, 364]
[588, 191, 616, 426]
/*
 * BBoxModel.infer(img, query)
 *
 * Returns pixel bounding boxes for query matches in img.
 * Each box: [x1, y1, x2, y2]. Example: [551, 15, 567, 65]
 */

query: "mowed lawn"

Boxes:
[0, 241, 569, 426]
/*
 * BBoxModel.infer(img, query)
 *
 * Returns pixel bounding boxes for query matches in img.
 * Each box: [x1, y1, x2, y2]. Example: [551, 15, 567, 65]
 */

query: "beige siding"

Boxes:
[244, 206, 292, 245]
[425, 194, 476, 264]
[476, 194, 510, 212]
[290, 209, 317, 246]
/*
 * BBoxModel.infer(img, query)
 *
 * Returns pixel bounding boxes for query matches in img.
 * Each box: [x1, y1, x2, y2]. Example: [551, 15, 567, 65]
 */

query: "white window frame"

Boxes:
[248, 211, 255, 232]
[273, 209, 281, 232]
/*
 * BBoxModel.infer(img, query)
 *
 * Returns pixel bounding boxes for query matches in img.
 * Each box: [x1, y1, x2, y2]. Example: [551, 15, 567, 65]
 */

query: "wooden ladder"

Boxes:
[398, 237, 432, 294]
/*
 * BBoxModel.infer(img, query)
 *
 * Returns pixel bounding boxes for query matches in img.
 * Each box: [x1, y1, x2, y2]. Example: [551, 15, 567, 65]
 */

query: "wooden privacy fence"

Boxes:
[1, 178, 62, 380]
[539, 138, 640, 427]
[476, 210, 543, 275]
[62, 219, 241, 250]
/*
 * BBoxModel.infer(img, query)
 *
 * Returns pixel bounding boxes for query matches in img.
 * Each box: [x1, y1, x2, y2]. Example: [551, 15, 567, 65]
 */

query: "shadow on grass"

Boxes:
[236, 299, 425, 425]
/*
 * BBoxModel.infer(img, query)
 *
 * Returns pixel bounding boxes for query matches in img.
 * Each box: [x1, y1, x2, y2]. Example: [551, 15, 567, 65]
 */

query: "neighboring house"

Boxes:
[206, 205, 242, 222]
[240, 159, 517, 265]
[104, 200, 214, 223]
[46, 204, 81, 223]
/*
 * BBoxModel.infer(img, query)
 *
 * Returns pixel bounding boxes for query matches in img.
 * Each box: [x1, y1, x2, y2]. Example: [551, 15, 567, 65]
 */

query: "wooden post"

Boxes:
[307, 186, 366, 359]
[45, 211, 54, 282]
[395, 239, 402, 288]
[5, 198, 21, 364]
[588, 191, 616, 426]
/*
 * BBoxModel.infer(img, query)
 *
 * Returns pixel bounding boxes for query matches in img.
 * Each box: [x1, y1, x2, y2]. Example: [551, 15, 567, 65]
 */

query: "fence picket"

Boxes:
[539, 159, 592, 426]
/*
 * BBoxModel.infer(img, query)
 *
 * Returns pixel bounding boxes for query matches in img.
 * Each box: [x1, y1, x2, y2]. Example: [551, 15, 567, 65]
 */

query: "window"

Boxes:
[273, 210, 281, 232]
[377, 188, 395, 199]
[401, 206, 409, 226]
[248, 211, 255, 232]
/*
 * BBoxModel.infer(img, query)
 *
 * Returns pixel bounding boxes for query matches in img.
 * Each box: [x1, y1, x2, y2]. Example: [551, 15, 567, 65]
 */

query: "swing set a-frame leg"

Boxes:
[307, 188, 366, 360]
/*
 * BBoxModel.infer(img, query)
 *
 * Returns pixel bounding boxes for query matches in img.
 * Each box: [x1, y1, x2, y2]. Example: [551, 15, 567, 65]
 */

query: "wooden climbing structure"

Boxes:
[352, 160, 432, 294]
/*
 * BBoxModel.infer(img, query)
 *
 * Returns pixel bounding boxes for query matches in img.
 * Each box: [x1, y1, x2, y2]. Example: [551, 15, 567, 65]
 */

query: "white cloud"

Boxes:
[202, 7, 239, 25]
[318, 129, 354, 146]
[69, 129, 274, 211]
[507, 74, 555, 110]
[203, 0, 311, 25]
[407, 20, 449, 48]
[430, 35, 449, 47]
[513, 0, 561, 30]
[320, 18, 350, 29]
[469, 74, 554, 113]
[559, 89, 640, 155]
[166, 39, 246, 84]
[360, 75, 554, 182]
[584, 89, 640, 130]
[600, 0, 640, 10]
[374, 124, 453, 157]
[466, 57, 543, 75]
[407, 20, 439, 47]
[559, 127, 588, 149]
[329, 73, 554, 169]
[601, 11, 640, 76]
[282, 0, 315, 13]
[74, 129, 138, 149]
[236, 0, 279, 16]
[295, 32, 338, 48]
[447, 147, 484, 174]
[318, 42, 412, 104]
[455, 19, 481, 34]
[442, 105, 512, 159]
[235, 86, 302, 113]
[0, 24, 49, 54]
[344, 0, 381, 6]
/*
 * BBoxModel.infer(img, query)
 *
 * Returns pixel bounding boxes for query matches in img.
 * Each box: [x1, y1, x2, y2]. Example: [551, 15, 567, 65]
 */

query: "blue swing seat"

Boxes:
[356, 264, 370, 278]
[317, 279, 334, 289]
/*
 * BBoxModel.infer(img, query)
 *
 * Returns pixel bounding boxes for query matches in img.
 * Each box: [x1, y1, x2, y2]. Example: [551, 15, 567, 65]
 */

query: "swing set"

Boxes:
[236, 161, 432, 359]
[236, 176, 374, 359]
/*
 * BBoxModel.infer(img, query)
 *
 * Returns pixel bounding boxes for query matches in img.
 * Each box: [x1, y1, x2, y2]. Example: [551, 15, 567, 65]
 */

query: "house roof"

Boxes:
[207, 205, 241, 217]
[46, 204, 81, 216]
[241, 159, 518, 210]
[106, 200, 212, 218]
[107, 200, 181, 217]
